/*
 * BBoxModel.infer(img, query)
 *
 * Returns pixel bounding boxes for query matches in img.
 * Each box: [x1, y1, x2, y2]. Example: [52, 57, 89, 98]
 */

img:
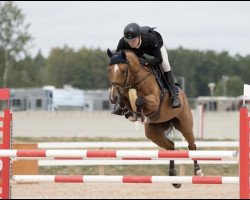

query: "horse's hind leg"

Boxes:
[144, 122, 181, 188]
[172, 116, 204, 176]
[169, 160, 181, 188]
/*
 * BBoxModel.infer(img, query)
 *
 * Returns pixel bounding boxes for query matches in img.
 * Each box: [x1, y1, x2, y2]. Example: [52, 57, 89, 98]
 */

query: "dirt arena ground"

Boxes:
[12, 110, 239, 140]
[11, 183, 238, 199]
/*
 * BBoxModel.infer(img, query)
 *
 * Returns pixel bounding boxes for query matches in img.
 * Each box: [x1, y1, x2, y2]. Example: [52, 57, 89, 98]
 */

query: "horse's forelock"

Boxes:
[109, 51, 128, 65]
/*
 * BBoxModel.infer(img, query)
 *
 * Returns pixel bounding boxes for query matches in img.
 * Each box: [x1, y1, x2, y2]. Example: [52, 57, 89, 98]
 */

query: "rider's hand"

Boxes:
[139, 58, 149, 66]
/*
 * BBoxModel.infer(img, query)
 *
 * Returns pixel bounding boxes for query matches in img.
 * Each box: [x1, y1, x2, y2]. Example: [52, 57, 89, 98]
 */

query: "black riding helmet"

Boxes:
[123, 23, 141, 41]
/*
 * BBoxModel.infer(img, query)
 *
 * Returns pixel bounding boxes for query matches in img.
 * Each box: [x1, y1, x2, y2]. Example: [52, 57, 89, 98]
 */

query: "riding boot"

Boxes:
[111, 104, 124, 115]
[163, 70, 181, 108]
[111, 100, 126, 115]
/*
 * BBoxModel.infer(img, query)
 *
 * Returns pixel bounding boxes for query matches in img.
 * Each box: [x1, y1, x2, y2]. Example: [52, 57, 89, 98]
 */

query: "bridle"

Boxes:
[110, 61, 132, 91]
[110, 60, 154, 95]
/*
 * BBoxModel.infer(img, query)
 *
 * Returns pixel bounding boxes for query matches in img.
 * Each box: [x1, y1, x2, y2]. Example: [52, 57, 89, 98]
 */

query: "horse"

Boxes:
[107, 49, 203, 188]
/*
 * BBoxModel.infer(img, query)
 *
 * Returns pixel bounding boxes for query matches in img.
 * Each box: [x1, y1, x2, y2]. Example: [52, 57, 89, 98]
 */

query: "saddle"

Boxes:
[149, 65, 180, 94]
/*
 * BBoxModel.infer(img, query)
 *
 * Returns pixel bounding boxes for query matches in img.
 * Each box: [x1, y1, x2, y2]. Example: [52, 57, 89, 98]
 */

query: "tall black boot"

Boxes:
[111, 104, 124, 115]
[111, 100, 126, 115]
[163, 70, 181, 108]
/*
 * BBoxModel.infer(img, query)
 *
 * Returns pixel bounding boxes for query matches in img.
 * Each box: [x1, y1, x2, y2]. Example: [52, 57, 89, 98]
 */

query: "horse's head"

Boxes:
[107, 49, 132, 103]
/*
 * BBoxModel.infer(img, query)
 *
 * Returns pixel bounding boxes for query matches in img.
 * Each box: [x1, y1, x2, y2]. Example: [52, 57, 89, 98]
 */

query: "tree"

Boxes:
[7, 51, 46, 88]
[0, 1, 33, 87]
[46, 46, 77, 87]
[46, 46, 109, 89]
[215, 75, 244, 97]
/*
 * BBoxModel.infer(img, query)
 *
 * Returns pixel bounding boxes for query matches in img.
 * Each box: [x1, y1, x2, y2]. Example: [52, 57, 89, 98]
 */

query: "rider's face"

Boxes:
[127, 37, 140, 48]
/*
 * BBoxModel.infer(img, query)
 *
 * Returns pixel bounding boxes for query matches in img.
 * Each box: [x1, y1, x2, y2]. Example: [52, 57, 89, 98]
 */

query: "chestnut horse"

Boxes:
[107, 49, 203, 188]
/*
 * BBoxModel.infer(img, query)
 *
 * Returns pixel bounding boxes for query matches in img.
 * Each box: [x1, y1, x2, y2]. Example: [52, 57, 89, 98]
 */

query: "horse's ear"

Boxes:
[121, 50, 127, 60]
[107, 48, 113, 58]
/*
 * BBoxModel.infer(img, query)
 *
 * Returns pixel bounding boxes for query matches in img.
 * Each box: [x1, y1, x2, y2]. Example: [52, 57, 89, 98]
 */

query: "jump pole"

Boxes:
[12, 175, 238, 184]
[196, 104, 204, 139]
[0, 150, 238, 159]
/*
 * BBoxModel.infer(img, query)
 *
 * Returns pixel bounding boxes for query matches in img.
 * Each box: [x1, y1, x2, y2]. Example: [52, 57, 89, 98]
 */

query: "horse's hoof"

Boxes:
[194, 164, 204, 176]
[128, 116, 137, 122]
[172, 183, 182, 189]
[169, 168, 182, 189]
[124, 110, 133, 119]
[195, 169, 204, 176]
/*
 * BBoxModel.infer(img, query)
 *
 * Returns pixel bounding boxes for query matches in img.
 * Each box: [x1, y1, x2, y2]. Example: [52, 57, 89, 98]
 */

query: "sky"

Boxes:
[11, 1, 250, 57]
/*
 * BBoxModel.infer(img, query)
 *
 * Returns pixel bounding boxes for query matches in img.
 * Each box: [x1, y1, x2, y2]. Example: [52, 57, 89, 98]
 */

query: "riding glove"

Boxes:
[139, 58, 149, 66]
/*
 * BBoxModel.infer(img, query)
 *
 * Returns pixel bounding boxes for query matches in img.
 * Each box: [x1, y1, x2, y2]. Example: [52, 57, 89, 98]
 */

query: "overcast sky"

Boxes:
[13, 1, 250, 57]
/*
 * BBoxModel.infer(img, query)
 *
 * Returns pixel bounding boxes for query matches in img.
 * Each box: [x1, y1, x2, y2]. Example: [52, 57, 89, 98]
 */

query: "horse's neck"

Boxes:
[128, 62, 158, 95]
[128, 59, 148, 81]
[126, 53, 147, 75]
[126, 52, 157, 90]
[129, 63, 141, 74]
[126, 54, 140, 73]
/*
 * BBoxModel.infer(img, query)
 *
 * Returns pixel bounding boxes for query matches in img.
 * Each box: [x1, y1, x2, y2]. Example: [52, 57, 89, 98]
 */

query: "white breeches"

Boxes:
[160, 45, 172, 72]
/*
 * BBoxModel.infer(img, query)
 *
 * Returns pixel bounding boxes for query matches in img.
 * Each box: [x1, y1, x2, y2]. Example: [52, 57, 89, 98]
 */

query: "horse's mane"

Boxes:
[123, 50, 141, 68]
[123, 50, 139, 59]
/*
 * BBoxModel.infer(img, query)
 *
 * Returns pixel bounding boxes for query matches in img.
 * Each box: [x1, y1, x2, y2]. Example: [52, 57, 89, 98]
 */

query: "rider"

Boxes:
[111, 22, 181, 115]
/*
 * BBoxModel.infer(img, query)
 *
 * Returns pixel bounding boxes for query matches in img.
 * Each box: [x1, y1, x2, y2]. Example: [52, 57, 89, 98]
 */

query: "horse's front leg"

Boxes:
[135, 94, 159, 114]
[135, 94, 159, 123]
[135, 96, 145, 113]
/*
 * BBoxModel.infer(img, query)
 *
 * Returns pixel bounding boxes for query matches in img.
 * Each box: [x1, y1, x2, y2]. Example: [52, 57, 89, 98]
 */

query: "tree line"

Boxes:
[0, 2, 249, 98]
[1, 46, 249, 98]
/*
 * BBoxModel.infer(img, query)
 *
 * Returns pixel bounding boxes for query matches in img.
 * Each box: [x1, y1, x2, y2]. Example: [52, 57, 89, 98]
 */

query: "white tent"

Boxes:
[43, 85, 85, 110]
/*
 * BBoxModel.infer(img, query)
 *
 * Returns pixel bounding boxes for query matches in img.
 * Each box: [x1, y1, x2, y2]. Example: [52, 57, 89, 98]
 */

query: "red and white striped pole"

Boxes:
[12, 175, 238, 184]
[240, 105, 250, 199]
[0, 149, 238, 159]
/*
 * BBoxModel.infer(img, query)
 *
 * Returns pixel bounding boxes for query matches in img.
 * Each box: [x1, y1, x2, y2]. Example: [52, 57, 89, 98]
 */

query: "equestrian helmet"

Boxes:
[123, 23, 141, 41]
